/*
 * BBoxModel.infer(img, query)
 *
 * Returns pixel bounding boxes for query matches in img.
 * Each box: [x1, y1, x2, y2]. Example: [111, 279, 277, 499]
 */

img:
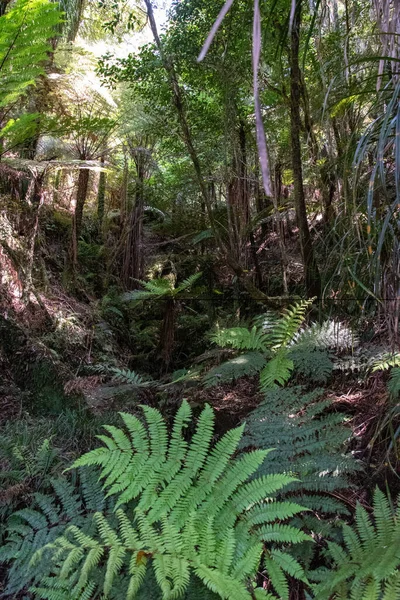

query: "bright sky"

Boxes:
[79, 1, 171, 59]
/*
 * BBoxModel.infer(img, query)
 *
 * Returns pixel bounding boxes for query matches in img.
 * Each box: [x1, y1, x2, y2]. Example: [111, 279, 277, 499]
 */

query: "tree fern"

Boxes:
[9, 401, 311, 600]
[122, 273, 202, 303]
[312, 489, 400, 600]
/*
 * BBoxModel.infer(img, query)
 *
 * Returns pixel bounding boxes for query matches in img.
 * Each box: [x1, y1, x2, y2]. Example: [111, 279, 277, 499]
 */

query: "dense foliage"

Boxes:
[1, 0, 400, 598]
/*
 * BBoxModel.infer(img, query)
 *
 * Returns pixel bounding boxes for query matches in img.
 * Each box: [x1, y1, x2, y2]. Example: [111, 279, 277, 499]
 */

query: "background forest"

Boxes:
[1, 0, 400, 598]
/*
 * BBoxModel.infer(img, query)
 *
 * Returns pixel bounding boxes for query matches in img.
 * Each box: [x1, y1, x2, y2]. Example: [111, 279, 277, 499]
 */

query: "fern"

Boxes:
[288, 347, 333, 384]
[312, 489, 400, 600]
[122, 273, 202, 303]
[203, 352, 267, 387]
[388, 367, 400, 398]
[265, 299, 315, 350]
[10, 402, 311, 600]
[372, 352, 400, 372]
[88, 364, 153, 388]
[0, 436, 61, 527]
[0, 469, 107, 597]
[293, 320, 358, 351]
[206, 300, 315, 390]
[0, 0, 61, 109]
[211, 326, 269, 352]
[259, 352, 294, 390]
[240, 385, 361, 564]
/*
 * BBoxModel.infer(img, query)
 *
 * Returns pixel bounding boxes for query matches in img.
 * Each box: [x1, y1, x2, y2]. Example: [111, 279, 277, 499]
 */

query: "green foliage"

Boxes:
[203, 352, 267, 387]
[206, 300, 317, 390]
[122, 273, 203, 303]
[312, 489, 400, 600]
[372, 352, 400, 372]
[240, 387, 360, 538]
[0, 437, 60, 525]
[288, 347, 333, 384]
[0, 469, 106, 597]
[90, 364, 153, 388]
[211, 326, 269, 353]
[293, 320, 358, 352]
[0, 0, 61, 109]
[10, 401, 310, 600]
[388, 367, 400, 398]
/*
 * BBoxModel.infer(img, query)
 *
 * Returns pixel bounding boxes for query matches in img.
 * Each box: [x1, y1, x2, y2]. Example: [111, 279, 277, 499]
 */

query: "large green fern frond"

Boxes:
[176, 272, 202, 293]
[6, 402, 311, 600]
[267, 299, 314, 349]
[312, 488, 400, 600]
[0, 0, 61, 109]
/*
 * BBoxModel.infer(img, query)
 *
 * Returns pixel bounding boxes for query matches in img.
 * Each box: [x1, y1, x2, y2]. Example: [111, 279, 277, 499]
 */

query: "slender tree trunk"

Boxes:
[274, 161, 288, 293]
[72, 168, 90, 265]
[290, 0, 321, 298]
[97, 154, 106, 230]
[122, 154, 145, 287]
[23, 170, 46, 303]
[143, 0, 216, 236]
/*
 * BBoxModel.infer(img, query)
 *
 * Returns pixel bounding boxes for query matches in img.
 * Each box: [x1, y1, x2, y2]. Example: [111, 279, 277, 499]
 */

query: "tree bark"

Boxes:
[72, 168, 90, 264]
[290, 0, 321, 298]
[97, 154, 106, 229]
[143, 0, 217, 237]
[122, 155, 145, 288]
[0, 0, 11, 16]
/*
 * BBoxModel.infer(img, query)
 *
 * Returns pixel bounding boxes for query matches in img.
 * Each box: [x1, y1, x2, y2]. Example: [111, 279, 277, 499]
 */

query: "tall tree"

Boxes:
[289, 0, 321, 298]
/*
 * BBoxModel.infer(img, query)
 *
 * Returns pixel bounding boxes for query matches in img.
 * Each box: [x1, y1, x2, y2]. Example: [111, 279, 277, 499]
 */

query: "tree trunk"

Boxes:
[122, 153, 145, 287]
[97, 155, 106, 230]
[290, 0, 321, 298]
[72, 168, 90, 264]
[0, 0, 11, 16]
[143, 0, 217, 237]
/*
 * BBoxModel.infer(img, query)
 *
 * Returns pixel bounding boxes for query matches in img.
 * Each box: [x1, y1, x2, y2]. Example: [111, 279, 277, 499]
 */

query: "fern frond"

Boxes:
[372, 353, 400, 372]
[211, 326, 269, 352]
[6, 402, 310, 600]
[109, 368, 152, 387]
[313, 488, 400, 600]
[203, 352, 266, 387]
[388, 367, 400, 397]
[176, 272, 202, 293]
[268, 299, 314, 349]
[259, 353, 294, 390]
